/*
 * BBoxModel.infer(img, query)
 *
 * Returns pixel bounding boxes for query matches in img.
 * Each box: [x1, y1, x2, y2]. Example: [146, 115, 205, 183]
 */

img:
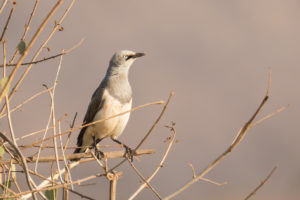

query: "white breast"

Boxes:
[92, 89, 132, 140]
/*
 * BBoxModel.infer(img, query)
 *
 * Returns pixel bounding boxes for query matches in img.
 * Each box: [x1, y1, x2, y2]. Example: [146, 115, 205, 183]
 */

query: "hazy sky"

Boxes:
[1, 0, 300, 199]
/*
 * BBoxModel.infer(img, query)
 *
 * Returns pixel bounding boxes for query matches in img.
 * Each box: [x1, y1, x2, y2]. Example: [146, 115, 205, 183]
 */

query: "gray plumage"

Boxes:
[73, 50, 145, 159]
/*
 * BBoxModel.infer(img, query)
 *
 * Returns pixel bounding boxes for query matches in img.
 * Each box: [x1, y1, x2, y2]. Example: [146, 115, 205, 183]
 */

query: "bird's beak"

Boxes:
[131, 52, 146, 58]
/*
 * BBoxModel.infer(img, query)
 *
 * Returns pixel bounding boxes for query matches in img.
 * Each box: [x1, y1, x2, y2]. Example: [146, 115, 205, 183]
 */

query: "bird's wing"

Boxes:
[76, 83, 106, 147]
[83, 86, 106, 124]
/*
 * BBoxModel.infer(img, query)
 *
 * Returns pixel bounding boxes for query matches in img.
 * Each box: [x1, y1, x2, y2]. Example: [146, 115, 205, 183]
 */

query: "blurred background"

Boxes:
[1, 0, 300, 199]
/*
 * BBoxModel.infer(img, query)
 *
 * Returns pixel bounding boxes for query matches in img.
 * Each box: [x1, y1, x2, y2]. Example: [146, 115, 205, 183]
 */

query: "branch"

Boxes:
[1, 38, 84, 68]
[0, 6, 15, 43]
[23, 100, 165, 148]
[129, 122, 176, 200]
[0, 132, 36, 200]
[0, 0, 64, 106]
[127, 159, 162, 200]
[0, 149, 154, 164]
[163, 72, 272, 200]
[244, 166, 277, 200]
[109, 92, 174, 172]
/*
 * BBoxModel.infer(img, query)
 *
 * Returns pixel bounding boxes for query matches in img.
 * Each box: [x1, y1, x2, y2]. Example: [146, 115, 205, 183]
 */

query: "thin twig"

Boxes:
[129, 123, 176, 200]
[9, 0, 39, 64]
[135, 92, 174, 150]
[251, 105, 288, 127]
[244, 166, 277, 200]
[0, 132, 37, 200]
[0, 86, 54, 119]
[0, 0, 8, 15]
[163, 72, 272, 200]
[127, 158, 162, 200]
[0, 6, 14, 42]
[63, 112, 77, 152]
[25, 100, 165, 148]
[0, 36, 82, 115]
[110, 92, 173, 172]
[3, 50, 76, 67]
[0, 0, 64, 105]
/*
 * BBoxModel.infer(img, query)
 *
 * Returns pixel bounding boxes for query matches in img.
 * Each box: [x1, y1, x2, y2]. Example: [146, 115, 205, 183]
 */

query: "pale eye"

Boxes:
[123, 55, 129, 60]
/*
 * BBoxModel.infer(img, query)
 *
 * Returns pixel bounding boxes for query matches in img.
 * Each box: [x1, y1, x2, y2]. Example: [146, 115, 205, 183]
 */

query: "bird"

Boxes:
[72, 50, 145, 161]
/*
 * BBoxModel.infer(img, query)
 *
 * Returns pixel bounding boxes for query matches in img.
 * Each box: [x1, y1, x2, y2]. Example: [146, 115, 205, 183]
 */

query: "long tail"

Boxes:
[71, 127, 87, 161]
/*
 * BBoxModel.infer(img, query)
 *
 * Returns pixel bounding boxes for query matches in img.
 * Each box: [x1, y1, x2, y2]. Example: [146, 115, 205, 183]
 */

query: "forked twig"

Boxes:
[127, 158, 162, 200]
[129, 122, 176, 200]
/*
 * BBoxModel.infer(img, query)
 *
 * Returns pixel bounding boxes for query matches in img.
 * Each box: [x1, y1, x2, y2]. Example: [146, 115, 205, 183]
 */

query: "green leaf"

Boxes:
[17, 40, 26, 55]
[45, 188, 57, 200]
[0, 77, 10, 95]
[0, 146, 4, 157]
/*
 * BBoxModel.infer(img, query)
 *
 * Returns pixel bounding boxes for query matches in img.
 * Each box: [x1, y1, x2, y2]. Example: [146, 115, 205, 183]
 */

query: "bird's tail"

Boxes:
[71, 127, 87, 162]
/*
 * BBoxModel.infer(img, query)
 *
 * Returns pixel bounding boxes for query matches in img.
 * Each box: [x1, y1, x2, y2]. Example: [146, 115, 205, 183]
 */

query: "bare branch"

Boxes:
[129, 122, 176, 200]
[0, 6, 15, 43]
[127, 158, 162, 200]
[109, 92, 173, 172]
[0, 149, 154, 164]
[0, 0, 64, 106]
[2, 38, 84, 68]
[244, 166, 277, 200]
[163, 73, 272, 200]
[9, 0, 39, 64]
[0, 131, 37, 199]
[24, 100, 165, 148]
[0, 0, 8, 15]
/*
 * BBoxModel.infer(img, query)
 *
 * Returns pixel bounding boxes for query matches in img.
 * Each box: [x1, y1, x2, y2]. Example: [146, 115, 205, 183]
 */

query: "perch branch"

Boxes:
[0, 149, 154, 164]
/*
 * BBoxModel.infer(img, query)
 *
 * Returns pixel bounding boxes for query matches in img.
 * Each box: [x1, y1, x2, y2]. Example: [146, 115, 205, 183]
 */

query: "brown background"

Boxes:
[1, 0, 300, 199]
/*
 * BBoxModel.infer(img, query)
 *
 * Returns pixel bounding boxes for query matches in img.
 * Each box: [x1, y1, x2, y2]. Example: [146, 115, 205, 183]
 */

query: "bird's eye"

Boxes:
[123, 55, 129, 60]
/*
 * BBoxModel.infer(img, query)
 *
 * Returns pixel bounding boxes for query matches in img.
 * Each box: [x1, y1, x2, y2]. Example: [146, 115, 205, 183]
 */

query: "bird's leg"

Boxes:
[93, 136, 104, 159]
[112, 138, 134, 161]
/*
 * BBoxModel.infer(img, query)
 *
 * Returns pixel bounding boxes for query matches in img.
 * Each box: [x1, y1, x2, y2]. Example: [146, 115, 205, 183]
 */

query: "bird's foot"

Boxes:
[94, 147, 104, 160]
[124, 145, 134, 162]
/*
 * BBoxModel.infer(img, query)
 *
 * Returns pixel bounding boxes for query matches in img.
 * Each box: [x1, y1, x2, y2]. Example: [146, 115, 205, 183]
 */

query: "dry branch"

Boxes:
[109, 92, 174, 172]
[244, 166, 277, 200]
[24, 100, 165, 148]
[0, 0, 64, 104]
[0, 149, 154, 164]
[0, 132, 37, 200]
[129, 122, 176, 200]
[163, 72, 273, 200]
[0, 6, 15, 42]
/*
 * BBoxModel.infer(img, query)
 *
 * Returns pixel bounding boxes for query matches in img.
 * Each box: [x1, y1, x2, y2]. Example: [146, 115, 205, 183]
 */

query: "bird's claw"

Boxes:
[124, 146, 134, 162]
[95, 148, 104, 160]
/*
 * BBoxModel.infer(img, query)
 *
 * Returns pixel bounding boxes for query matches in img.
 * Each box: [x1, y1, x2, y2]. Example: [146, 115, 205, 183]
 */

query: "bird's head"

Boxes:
[109, 50, 145, 70]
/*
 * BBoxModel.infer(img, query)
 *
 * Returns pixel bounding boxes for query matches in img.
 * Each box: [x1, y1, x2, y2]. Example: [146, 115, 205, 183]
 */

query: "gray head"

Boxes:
[107, 50, 145, 75]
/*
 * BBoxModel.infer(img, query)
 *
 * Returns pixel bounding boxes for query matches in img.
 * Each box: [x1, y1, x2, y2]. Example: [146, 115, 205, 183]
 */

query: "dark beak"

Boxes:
[131, 52, 146, 58]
